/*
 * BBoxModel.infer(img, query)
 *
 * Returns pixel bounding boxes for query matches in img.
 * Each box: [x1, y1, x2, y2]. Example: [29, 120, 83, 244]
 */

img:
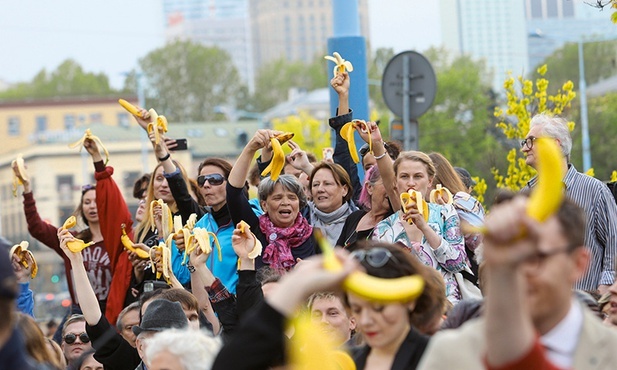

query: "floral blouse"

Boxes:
[372, 202, 469, 303]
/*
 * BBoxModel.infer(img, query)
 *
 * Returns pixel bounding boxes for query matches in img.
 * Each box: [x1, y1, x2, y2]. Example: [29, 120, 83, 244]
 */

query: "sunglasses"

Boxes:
[81, 184, 95, 194]
[350, 247, 399, 268]
[197, 173, 226, 187]
[360, 140, 388, 158]
[63, 332, 90, 344]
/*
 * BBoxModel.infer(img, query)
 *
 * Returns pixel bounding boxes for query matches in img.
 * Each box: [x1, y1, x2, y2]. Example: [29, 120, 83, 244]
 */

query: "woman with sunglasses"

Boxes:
[12, 158, 112, 338]
[227, 129, 315, 271]
[354, 123, 470, 304]
[213, 241, 442, 370]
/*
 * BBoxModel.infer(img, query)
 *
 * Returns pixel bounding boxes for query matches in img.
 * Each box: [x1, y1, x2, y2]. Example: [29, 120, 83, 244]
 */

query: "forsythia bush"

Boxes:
[491, 64, 577, 191]
[271, 111, 332, 159]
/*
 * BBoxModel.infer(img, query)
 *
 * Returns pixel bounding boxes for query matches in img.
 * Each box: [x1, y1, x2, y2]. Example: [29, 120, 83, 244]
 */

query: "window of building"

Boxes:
[8, 117, 20, 136]
[118, 113, 130, 128]
[57, 174, 74, 203]
[562, 0, 574, 17]
[64, 114, 76, 131]
[90, 113, 103, 124]
[35, 116, 48, 133]
[530, 0, 543, 18]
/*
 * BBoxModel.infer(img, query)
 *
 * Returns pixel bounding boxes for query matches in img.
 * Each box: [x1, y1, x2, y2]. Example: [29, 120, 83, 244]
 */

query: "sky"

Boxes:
[0, 0, 441, 89]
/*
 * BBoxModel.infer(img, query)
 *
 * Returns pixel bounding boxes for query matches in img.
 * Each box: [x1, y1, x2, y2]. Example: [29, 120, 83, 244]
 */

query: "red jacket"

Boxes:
[94, 161, 134, 325]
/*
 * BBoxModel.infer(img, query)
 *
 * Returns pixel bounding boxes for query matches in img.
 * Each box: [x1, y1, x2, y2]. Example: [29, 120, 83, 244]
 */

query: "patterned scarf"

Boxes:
[259, 213, 313, 271]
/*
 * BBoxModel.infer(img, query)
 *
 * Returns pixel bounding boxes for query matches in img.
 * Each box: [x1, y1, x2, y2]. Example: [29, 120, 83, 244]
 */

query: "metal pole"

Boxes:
[403, 55, 410, 151]
[578, 40, 592, 171]
[136, 73, 150, 174]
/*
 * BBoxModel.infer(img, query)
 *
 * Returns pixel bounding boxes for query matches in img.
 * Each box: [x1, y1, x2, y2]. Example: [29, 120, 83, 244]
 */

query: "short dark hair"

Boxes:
[309, 162, 353, 204]
[133, 173, 151, 199]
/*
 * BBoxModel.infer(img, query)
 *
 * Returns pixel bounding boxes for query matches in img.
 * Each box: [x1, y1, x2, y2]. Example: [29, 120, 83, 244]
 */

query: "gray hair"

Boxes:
[258, 174, 307, 208]
[529, 113, 572, 158]
[145, 329, 221, 370]
[116, 302, 140, 333]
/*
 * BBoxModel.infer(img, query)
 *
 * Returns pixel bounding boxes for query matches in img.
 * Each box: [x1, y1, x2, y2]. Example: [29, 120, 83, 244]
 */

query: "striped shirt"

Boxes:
[527, 164, 617, 290]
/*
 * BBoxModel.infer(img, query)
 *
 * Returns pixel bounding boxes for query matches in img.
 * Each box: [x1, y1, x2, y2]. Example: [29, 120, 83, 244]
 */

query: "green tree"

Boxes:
[0, 59, 113, 99]
[136, 40, 243, 122]
[250, 56, 328, 112]
[368, 47, 395, 113]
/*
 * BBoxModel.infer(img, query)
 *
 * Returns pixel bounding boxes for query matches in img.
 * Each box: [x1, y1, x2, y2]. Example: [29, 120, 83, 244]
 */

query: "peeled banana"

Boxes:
[261, 137, 286, 181]
[429, 184, 453, 205]
[324, 51, 354, 75]
[400, 190, 430, 224]
[149, 199, 174, 238]
[340, 120, 371, 164]
[237, 220, 263, 259]
[68, 129, 110, 165]
[316, 231, 424, 303]
[146, 109, 168, 146]
[150, 241, 172, 282]
[192, 227, 223, 262]
[118, 99, 143, 118]
[9, 241, 38, 279]
[61, 216, 95, 252]
[120, 224, 150, 259]
[11, 154, 28, 197]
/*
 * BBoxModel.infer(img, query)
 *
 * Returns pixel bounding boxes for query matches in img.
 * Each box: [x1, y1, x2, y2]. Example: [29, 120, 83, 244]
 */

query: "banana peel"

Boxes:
[9, 241, 38, 279]
[120, 224, 149, 259]
[400, 190, 430, 224]
[237, 220, 263, 259]
[12, 154, 28, 197]
[146, 109, 168, 146]
[316, 231, 425, 303]
[324, 51, 354, 75]
[275, 132, 294, 145]
[261, 137, 285, 181]
[68, 129, 110, 165]
[61, 216, 95, 253]
[429, 184, 453, 205]
[149, 241, 172, 282]
[340, 120, 371, 164]
[149, 199, 174, 238]
[192, 228, 223, 262]
[118, 99, 143, 118]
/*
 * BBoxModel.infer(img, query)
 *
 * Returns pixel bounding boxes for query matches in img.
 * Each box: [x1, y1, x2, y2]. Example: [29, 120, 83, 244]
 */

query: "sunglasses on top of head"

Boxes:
[197, 173, 226, 187]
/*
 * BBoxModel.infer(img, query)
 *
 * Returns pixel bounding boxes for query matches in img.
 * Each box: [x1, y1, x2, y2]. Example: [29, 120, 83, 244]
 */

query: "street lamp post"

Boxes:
[577, 40, 592, 172]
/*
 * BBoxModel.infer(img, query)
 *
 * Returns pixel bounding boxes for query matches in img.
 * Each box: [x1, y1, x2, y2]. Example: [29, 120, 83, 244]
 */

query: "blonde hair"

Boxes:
[16, 313, 57, 366]
[428, 152, 467, 194]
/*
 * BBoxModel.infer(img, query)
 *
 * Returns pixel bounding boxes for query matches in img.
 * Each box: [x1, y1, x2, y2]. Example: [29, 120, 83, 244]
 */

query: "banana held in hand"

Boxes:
[118, 99, 143, 118]
[525, 138, 565, 222]
[120, 224, 149, 259]
[429, 184, 453, 205]
[146, 109, 168, 146]
[149, 241, 172, 282]
[68, 129, 110, 165]
[149, 199, 174, 238]
[400, 190, 429, 224]
[316, 231, 425, 303]
[261, 137, 286, 181]
[173, 214, 199, 265]
[61, 216, 95, 252]
[237, 220, 263, 259]
[275, 132, 294, 144]
[12, 154, 28, 197]
[9, 241, 38, 279]
[324, 51, 354, 75]
[192, 228, 223, 262]
[340, 120, 371, 164]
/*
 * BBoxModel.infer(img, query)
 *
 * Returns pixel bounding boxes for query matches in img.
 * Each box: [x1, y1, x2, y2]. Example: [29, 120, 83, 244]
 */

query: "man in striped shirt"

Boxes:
[522, 113, 617, 294]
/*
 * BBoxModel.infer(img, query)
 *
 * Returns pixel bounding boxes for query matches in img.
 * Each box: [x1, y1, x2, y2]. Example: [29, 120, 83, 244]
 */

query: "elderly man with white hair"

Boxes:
[146, 329, 221, 370]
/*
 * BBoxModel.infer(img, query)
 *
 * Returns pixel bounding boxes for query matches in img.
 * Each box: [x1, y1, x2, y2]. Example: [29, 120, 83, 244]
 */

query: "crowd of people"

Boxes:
[2, 70, 617, 370]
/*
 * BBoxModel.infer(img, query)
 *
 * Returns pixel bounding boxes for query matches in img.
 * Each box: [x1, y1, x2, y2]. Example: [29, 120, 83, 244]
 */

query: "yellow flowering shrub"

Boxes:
[271, 111, 332, 159]
[492, 64, 577, 191]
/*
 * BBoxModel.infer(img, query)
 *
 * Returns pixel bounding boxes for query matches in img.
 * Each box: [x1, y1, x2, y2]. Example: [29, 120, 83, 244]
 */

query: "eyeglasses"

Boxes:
[523, 246, 572, 273]
[197, 173, 226, 187]
[520, 137, 536, 149]
[350, 247, 399, 268]
[63, 332, 90, 344]
[81, 184, 95, 194]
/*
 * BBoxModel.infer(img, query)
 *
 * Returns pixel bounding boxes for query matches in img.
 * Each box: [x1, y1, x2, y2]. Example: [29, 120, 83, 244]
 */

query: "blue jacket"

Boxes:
[17, 282, 34, 317]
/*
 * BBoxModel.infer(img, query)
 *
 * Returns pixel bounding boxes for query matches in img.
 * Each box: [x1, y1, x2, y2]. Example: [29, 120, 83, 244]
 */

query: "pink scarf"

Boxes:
[259, 213, 313, 271]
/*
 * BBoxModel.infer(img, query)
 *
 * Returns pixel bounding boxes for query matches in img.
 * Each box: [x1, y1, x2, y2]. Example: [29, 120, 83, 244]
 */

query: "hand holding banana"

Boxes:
[9, 241, 38, 279]
[11, 154, 28, 197]
[324, 52, 353, 75]
[261, 132, 295, 181]
[400, 190, 430, 225]
[69, 129, 110, 165]
[340, 119, 372, 164]
[118, 99, 168, 145]
[120, 224, 150, 259]
[429, 184, 453, 205]
[61, 216, 95, 252]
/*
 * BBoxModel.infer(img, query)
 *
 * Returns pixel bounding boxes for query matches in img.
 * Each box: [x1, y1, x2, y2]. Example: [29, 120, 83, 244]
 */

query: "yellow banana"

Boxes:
[340, 120, 371, 164]
[192, 228, 223, 262]
[316, 231, 425, 303]
[149, 241, 172, 282]
[149, 199, 174, 238]
[172, 215, 198, 265]
[324, 51, 354, 75]
[61, 216, 95, 252]
[261, 137, 286, 181]
[120, 224, 150, 259]
[275, 132, 294, 144]
[11, 154, 28, 197]
[9, 241, 38, 279]
[146, 109, 168, 146]
[525, 138, 565, 222]
[118, 99, 143, 118]
[429, 184, 453, 205]
[68, 129, 110, 165]
[237, 220, 263, 259]
[400, 190, 430, 224]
